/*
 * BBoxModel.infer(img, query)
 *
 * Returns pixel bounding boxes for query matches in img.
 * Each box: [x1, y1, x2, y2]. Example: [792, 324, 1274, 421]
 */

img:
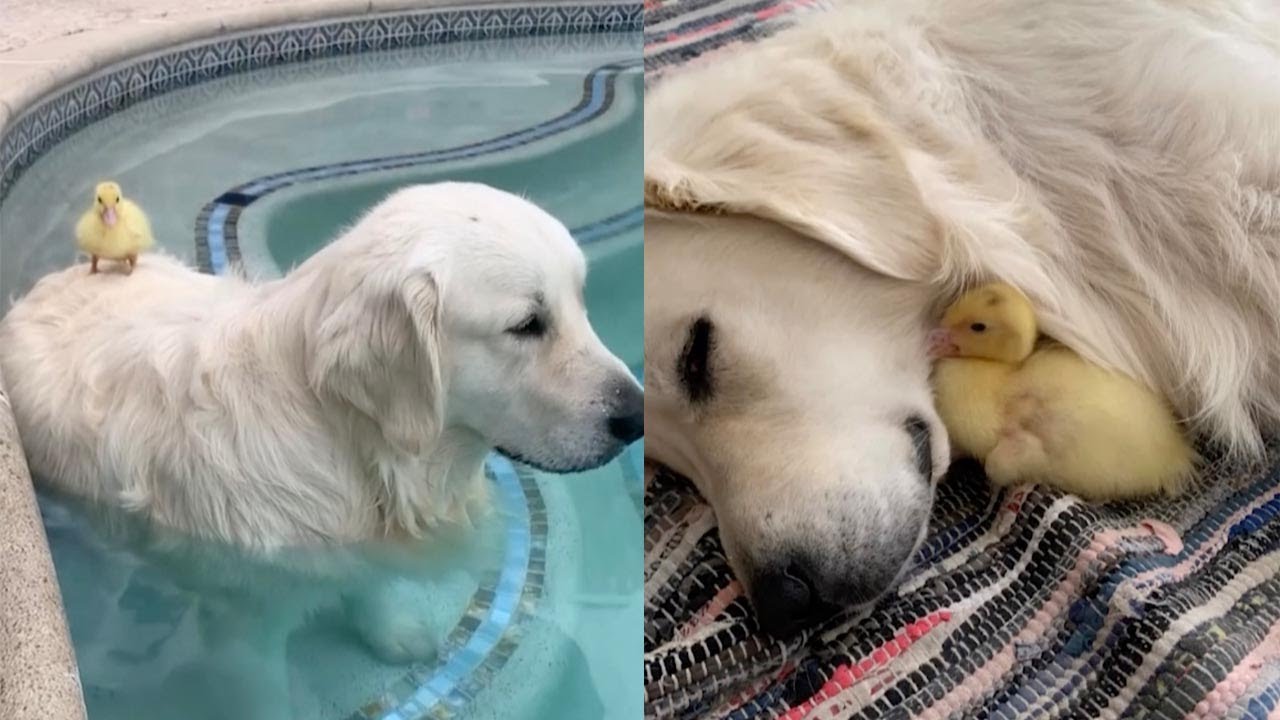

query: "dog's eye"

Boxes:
[507, 313, 546, 338]
[678, 316, 714, 403]
[904, 415, 933, 481]
[970, 322, 987, 333]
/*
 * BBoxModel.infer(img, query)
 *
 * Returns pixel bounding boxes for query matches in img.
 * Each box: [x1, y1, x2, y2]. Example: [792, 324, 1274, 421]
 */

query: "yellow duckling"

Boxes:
[76, 181, 154, 274]
[929, 283, 1195, 500]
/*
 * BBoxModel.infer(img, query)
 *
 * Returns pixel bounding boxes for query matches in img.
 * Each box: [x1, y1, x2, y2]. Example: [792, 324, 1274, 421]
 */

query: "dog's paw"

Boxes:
[357, 609, 437, 664]
[344, 580, 438, 665]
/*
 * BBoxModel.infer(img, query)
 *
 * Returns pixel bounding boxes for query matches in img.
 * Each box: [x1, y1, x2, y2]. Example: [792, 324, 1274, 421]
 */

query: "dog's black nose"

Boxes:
[753, 565, 819, 636]
[607, 380, 644, 443]
[609, 411, 644, 443]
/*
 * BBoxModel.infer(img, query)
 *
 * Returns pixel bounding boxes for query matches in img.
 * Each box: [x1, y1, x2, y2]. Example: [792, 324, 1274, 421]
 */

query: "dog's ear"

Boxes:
[645, 85, 1060, 294]
[644, 93, 945, 282]
[309, 272, 444, 456]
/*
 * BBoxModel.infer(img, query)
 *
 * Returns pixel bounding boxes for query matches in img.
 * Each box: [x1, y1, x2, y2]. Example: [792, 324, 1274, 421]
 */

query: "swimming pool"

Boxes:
[0, 13, 640, 720]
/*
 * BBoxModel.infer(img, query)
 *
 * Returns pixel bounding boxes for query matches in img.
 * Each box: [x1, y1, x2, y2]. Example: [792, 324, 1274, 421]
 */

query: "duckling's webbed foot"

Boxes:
[984, 430, 1047, 487]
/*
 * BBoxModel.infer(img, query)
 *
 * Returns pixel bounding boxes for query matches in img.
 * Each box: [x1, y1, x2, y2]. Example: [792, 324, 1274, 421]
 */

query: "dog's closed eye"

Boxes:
[904, 415, 932, 481]
[679, 316, 714, 403]
[507, 313, 547, 338]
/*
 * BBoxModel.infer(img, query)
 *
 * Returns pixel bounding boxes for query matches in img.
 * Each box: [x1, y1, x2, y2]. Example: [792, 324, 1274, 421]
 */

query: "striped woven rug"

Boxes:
[642, 0, 827, 78]
[641, 3, 1280, 719]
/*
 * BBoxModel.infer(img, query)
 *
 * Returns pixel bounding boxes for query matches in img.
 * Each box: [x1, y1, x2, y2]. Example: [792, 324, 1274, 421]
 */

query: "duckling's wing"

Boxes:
[75, 210, 103, 253]
[119, 200, 155, 250]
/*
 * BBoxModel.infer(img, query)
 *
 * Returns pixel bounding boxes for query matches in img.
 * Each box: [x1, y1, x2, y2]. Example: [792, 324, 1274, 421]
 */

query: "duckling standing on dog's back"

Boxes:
[76, 181, 153, 275]
[929, 283, 1195, 500]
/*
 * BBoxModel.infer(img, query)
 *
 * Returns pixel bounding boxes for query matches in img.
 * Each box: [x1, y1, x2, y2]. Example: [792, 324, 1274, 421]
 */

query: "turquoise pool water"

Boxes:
[0, 32, 641, 720]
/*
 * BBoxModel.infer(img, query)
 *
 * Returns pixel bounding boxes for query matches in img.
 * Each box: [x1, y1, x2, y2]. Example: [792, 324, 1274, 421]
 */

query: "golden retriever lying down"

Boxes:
[643, 0, 1280, 633]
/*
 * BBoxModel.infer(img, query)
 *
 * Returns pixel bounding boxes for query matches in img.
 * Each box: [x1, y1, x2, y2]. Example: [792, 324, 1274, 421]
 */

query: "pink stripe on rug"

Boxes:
[1044, 481, 1280, 712]
[676, 581, 744, 639]
[647, 0, 818, 52]
[1187, 618, 1280, 720]
[913, 528, 1149, 720]
[1129, 485, 1280, 593]
[778, 611, 952, 720]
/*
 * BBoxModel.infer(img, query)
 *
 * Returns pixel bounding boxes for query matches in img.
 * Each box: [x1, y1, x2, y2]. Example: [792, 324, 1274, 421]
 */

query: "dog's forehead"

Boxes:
[396, 184, 585, 290]
[445, 233, 583, 319]
[457, 210, 584, 287]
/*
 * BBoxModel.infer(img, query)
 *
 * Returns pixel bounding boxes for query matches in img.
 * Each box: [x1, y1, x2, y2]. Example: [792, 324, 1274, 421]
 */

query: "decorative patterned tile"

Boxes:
[192, 56, 639, 274]
[0, 2, 642, 202]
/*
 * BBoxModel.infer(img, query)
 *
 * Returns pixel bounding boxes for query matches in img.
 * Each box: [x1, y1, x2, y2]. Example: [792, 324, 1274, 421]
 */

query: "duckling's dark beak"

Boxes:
[101, 205, 118, 227]
[927, 328, 958, 358]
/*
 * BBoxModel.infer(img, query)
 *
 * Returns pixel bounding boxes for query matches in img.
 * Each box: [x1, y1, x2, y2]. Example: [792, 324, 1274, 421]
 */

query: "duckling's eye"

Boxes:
[970, 322, 987, 333]
[96, 196, 103, 204]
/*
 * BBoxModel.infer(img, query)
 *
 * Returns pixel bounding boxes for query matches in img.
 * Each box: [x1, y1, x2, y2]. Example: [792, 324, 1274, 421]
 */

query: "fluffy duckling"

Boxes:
[928, 284, 1038, 462]
[76, 181, 154, 274]
[929, 283, 1195, 499]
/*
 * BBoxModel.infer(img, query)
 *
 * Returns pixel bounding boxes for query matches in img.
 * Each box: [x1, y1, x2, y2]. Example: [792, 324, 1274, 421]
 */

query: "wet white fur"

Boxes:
[0, 183, 639, 667]
[1, 182, 635, 551]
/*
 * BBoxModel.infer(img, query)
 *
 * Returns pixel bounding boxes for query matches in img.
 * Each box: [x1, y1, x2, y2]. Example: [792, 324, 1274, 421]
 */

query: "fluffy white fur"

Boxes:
[0, 182, 642, 668]
[644, 0, 1280, 630]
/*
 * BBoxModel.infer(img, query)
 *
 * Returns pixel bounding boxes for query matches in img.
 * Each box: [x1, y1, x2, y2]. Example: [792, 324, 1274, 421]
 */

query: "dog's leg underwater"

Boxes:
[343, 577, 439, 664]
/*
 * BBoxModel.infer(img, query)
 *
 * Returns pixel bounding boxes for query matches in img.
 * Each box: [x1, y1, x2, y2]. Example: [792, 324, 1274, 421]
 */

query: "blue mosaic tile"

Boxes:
[193, 56, 640, 274]
[0, 2, 642, 202]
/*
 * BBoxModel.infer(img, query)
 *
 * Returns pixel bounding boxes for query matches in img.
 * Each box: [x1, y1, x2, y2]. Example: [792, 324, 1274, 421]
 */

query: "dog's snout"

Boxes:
[753, 565, 819, 636]
[606, 378, 644, 444]
[751, 544, 914, 636]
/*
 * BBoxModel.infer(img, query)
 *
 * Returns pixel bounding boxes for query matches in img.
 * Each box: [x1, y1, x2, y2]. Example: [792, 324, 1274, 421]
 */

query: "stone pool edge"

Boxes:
[0, 365, 83, 720]
[0, 1, 621, 718]
[0, 0, 598, 135]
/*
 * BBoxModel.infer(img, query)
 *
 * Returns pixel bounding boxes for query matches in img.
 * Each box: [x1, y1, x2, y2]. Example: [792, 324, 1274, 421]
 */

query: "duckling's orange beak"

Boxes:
[101, 205, 118, 227]
[927, 328, 959, 359]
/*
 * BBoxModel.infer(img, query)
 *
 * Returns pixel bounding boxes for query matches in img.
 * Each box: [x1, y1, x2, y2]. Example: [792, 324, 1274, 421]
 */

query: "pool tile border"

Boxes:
[352, 457, 546, 720]
[0, 1, 642, 203]
[194, 57, 642, 273]
[186, 48, 641, 718]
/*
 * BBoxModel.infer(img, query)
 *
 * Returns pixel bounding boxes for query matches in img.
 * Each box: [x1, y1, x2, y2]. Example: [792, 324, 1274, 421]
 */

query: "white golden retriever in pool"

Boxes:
[0, 182, 642, 661]
[644, 0, 1280, 634]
